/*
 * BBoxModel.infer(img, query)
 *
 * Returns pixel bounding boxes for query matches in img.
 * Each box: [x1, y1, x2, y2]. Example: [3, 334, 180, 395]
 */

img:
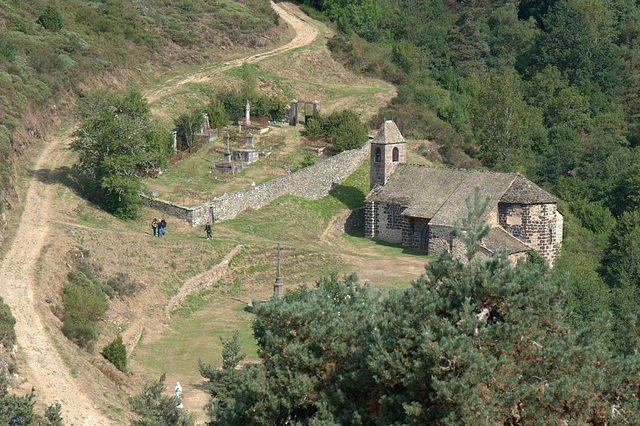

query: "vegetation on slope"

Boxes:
[0, 0, 279, 212]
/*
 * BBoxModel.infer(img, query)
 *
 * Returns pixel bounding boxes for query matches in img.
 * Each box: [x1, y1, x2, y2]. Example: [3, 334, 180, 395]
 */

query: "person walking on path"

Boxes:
[159, 218, 166, 237]
[152, 218, 158, 237]
[204, 222, 212, 240]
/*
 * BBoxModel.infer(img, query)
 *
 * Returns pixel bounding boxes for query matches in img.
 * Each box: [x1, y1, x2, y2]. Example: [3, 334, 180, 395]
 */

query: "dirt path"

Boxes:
[145, 1, 318, 106]
[0, 3, 322, 423]
[0, 134, 111, 424]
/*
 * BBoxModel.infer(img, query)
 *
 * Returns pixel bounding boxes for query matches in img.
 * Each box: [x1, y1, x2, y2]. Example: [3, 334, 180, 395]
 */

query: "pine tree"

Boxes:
[129, 373, 195, 426]
[102, 335, 127, 371]
[209, 199, 640, 423]
[199, 331, 246, 422]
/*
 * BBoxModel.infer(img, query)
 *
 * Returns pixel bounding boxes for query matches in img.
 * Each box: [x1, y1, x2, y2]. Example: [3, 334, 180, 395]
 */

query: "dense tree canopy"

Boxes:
[305, 109, 368, 153]
[71, 90, 172, 218]
[208, 254, 640, 424]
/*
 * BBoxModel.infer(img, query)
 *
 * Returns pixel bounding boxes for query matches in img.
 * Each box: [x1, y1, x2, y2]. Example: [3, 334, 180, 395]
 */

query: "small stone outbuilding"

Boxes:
[365, 121, 563, 266]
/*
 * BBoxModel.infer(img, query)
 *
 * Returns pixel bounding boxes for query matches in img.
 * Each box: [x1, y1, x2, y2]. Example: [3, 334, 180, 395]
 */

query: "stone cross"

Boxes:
[274, 243, 283, 298]
[245, 100, 251, 126]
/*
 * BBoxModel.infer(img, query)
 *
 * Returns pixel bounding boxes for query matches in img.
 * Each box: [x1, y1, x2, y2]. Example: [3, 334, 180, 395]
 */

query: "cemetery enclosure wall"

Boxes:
[146, 142, 371, 226]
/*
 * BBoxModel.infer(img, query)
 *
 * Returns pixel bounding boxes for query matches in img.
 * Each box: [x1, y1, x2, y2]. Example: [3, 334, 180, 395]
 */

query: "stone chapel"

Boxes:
[364, 120, 563, 266]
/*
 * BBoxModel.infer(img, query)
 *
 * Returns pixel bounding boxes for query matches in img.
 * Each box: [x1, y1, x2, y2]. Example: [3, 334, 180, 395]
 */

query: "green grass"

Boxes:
[134, 301, 259, 378]
[144, 128, 305, 205]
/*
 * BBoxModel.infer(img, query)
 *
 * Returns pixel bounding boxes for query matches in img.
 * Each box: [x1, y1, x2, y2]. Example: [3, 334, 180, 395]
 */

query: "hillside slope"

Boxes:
[0, 2, 398, 423]
[0, 0, 284, 236]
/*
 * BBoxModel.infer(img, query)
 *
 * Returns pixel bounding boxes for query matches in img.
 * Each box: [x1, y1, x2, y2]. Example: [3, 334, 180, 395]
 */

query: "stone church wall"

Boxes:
[365, 202, 377, 239]
[145, 142, 371, 226]
[376, 203, 406, 243]
[401, 217, 429, 250]
[427, 225, 456, 257]
[498, 202, 562, 266]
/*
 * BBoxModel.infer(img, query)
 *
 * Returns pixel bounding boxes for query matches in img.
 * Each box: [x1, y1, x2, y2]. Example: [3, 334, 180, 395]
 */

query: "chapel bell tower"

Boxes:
[370, 120, 406, 191]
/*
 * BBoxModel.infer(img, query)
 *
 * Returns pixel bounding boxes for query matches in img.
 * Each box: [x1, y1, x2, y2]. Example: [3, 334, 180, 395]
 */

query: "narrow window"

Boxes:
[392, 147, 399, 162]
[375, 147, 381, 162]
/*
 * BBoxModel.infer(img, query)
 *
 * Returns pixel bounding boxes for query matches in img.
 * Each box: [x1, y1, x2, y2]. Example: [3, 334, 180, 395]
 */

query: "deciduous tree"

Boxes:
[71, 90, 171, 218]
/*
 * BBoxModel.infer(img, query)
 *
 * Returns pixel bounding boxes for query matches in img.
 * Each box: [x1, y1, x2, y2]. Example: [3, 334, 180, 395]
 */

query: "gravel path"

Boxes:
[0, 134, 111, 424]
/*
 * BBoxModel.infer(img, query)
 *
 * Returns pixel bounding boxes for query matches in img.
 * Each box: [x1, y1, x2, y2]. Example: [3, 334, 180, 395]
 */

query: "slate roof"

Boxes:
[366, 165, 467, 218]
[429, 170, 515, 226]
[482, 227, 532, 255]
[373, 120, 406, 144]
[500, 174, 559, 204]
[365, 164, 558, 226]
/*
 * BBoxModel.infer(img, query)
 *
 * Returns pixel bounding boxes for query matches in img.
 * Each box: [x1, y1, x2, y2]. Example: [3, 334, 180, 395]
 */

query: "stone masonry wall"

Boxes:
[402, 217, 429, 250]
[145, 142, 371, 226]
[370, 142, 406, 190]
[428, 225, 457, 258]
[498, 202, 562, 267]
[365, 202, 377, 239]
[374, 203, 406, 244]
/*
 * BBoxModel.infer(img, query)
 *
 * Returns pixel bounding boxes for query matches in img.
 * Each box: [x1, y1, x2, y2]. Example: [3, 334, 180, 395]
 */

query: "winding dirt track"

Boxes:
[0, 2, 317, 423]
[145, 2, 318, 106]
[0, 135, 109, 424]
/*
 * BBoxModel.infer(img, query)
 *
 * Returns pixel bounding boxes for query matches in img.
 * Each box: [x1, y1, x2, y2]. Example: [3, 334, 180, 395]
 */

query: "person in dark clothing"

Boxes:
[152, 218, 158, 237]
[204, 222, 212, 240]
[159, 218, 166, 237]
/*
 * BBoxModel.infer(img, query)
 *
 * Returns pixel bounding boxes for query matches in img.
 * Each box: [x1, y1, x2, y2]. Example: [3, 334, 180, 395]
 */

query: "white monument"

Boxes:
[174, 381, 183, 409]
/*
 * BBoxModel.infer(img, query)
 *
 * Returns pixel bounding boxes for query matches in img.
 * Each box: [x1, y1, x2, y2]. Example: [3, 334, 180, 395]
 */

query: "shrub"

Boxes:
[37, 4, 64, 31]
[0, 297, 16, 348]
[61, 321, 97, 348]
[62, 282, 108, 326]
[129, 374, 196, 425]
[305, 109, 368, 153]
[106, 272, 142, 297]
[102, 335, 127, 371]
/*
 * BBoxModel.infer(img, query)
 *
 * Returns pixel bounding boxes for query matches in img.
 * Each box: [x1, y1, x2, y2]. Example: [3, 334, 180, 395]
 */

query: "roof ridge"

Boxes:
[400, 163, 519, 177]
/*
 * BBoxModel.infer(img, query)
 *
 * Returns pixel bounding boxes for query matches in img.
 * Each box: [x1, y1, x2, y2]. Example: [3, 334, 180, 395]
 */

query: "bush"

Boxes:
[129, 373, 196, 425]
[62, 282, 108, 326]
[62, 274, 108, 348]
[0, 297, 16, 349]
[106, 273, 142, 297]
[37, 4, 64, 31]
[305, 109, 368, 153]
[102, 335, 127, 371]
[61, 321, 98, 349]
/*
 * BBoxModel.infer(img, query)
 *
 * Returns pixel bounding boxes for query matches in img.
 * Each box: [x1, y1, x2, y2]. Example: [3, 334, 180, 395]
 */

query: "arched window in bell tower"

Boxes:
[392, 147, 399, 162]
[375, 147, 381, 162]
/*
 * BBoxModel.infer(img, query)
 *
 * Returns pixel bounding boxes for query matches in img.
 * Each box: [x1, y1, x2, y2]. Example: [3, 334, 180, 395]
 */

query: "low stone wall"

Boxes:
[146, 142, 371, 226]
